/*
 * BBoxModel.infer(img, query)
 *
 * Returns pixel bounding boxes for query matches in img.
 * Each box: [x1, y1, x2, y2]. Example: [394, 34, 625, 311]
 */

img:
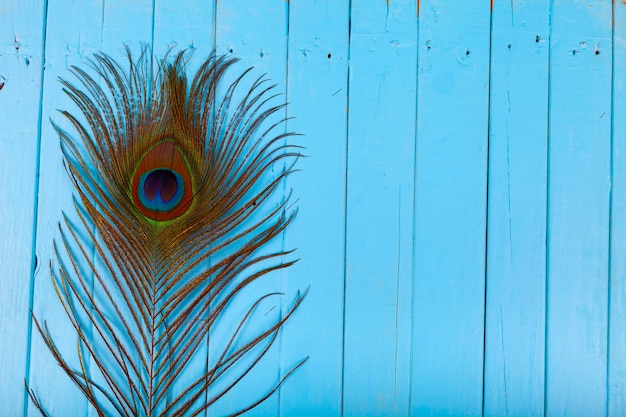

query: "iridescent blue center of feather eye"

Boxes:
[138, 169, 185, 212]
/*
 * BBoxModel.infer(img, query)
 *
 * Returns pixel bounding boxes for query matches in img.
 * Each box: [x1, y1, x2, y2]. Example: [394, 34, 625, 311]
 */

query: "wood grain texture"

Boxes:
[281, 1, 349, 416]
[546, 1, 612, 416]
[483, 1, 550, 416]
[212, 1, 290, 415]
[342, 1, 417, 416]
[610, 3, 626, 416]
[0, 1, 45, 415]
[412, 1, 491, 415]
[27, 1, 106, 415]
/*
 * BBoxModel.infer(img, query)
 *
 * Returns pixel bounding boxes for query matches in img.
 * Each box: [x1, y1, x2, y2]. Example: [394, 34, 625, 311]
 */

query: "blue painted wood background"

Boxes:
[1, 0, 625, 415]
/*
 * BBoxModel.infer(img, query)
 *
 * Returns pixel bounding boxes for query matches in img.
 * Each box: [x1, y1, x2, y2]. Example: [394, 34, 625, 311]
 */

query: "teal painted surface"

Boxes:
[546, 3, 612, 416]
[484, 1, 550, 416]
[1, 1, 626, 416]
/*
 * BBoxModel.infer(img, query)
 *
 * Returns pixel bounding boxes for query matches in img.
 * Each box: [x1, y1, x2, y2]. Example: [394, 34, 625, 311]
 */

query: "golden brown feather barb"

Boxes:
[28, 45, 307, 417]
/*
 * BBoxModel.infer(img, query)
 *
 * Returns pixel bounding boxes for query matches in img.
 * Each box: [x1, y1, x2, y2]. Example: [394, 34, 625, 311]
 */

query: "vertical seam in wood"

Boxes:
[100, 0, 105, 50]
[150, 0, 156, 54]
[204, 3, 218, 415]
[340, 2, 352, 416]
[543, 2, 554, 416]
[408, 6, 420, 417]
[482, 3, 496, 417]
[607, 1, 616, 416]
[278, 2, 291, 415]
[212, 0, 217, 49]
[24, 0, 49, 414]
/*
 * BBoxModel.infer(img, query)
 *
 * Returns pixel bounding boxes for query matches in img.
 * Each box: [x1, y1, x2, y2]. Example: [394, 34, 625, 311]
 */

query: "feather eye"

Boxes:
[132, 141, 193, 221]
[28, 46, 306, 416]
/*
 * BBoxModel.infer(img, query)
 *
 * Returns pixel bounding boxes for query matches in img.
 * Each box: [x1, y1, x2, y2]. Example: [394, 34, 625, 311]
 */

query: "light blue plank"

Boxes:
[28, 1, 154, 415]
[212, 2, 290, 415]
[26, 1, 106, 415]
[96, 4, 152, 415]
[152, 1, 216, 414]
[412, 1, 491, 415]
[279, 1, 349, 416]
[483, 1, 550, 416]
[95, 4, 153, 416]
[610, 4, 626, 416]
[546, 1, 612, 416]
[342, 1, 417, 416]
[0, 1, 45, 415]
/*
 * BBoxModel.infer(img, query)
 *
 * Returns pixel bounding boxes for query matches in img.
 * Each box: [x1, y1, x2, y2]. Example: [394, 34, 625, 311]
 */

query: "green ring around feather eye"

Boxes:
[137, 168, 185, 212]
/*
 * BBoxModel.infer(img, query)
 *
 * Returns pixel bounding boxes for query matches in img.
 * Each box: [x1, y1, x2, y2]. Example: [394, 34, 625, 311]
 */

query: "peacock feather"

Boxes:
[27, 46, 306, 416]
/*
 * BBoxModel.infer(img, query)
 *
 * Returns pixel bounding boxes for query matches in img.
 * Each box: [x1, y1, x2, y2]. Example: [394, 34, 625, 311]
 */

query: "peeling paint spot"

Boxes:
[24, 56, 30, 65]
[536, 35, 540, 43]
[0, 75, 5, 91]
[168, 41, 177, 50]
[327, 52, 332, 59]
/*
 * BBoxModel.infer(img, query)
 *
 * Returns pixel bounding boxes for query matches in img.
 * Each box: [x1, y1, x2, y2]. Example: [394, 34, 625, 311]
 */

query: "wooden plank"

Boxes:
[26, 1, 105, 415]
[151, 1, 216, 413]
[411, 1, 491, 415]
[342, 1, 417, 415]
[279, 1, 349, 416]
[545, 1, 612, 416]
[0, 1, 46, 415]
[95, 4, 152, 415]
[483, 1, 550, 416]
[212, 1, 289, 415]
[27, 1, 153, 415]
[610, 3, 626, 416]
